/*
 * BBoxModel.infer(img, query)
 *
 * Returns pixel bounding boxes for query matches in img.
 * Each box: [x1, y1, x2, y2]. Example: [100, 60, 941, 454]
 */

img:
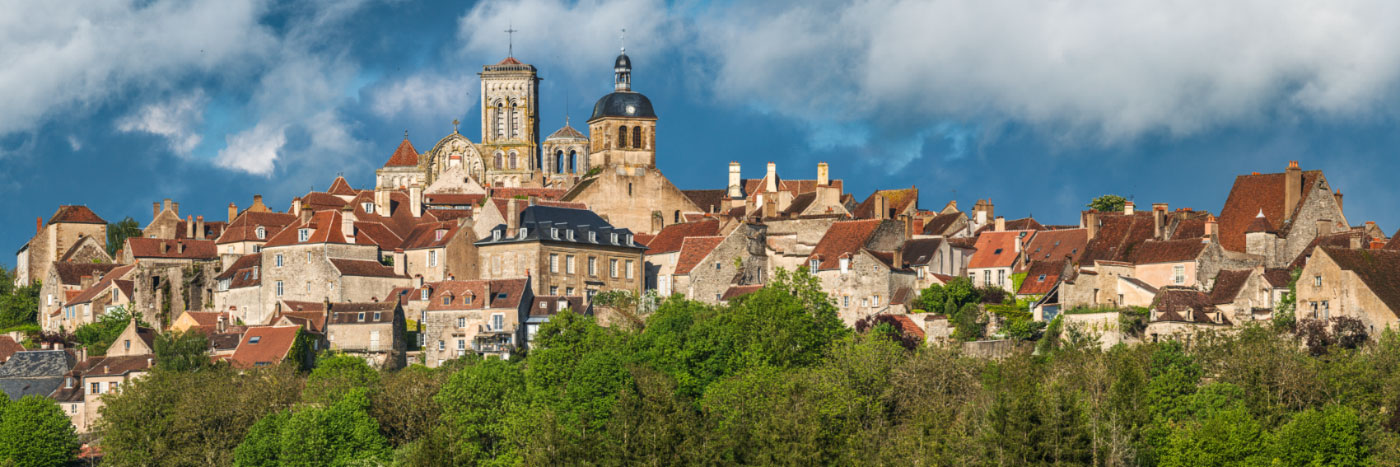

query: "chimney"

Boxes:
[410, 184, 423, 217]
[903, 215, 913, 240]
[1204, 215, 1218, 243]
[153, 202, 161, 220]
[252, 194, 266, 211]
[485, 282, 492, 304]
[195, 215, 205, 240]
[762, 198, 777, 218]
[217, 315, 226, 334]
[1014, 233, 1023, 253]
[163, 198, 172, 215]
[186, 215, 195, 239]
[893, 246, 904, 269]
[1316, 219, 1332, 237]
[1349, 232, 1362, 249]
[178, 241, 186, 254]
[292, 197, 303, 217]
[1086, 211, 1100, 241]
[1334, 190, 1343, 213]
[506, 199, 520, 236]
[727, 162, 743, 199]
[765, 162, 778, 192]
[1152, 203, 1168, 240]
[994, 216, 1006, 232]
[161, 242, 170, 254]
[341, 208, 355, 239]
[873, 194, 888, 220]
[1284, 161, 1302, 222]
[36, 217, 42, 235]
[228, 203, 238, 222]
[817, 162, 830, 186]
[1123, 201, 1135, 216]
[415, 275, 424, 288]
[392, 249, 405, 276]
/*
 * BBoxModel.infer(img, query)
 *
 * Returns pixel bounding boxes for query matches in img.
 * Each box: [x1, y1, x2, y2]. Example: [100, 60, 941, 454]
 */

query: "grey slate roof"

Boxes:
[590, 91, 656, 120]
[475, 205, 647, 250]
[0, 350, 76, 400]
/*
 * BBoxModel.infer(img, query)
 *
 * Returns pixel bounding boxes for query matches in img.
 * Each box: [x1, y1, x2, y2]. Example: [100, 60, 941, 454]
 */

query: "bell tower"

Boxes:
[479, 53, 540, 187]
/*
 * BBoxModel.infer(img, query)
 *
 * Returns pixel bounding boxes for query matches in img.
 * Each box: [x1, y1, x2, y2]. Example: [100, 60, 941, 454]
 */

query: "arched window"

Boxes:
[568, 150, 578, 173]
[510, 101, 522, 139]
[674, 210, 681, 224]
[495, 102, 505, 139]
[508, 151, 518, 169]
[633, 126, 642, 149]
[494, 152, 503, 169]
[555, 150, 564, 174]
[617, 126, 628, 149]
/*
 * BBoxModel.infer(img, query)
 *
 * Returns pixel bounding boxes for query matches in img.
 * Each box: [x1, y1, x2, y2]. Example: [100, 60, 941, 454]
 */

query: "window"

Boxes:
[249, 336, 262, 344]
[275, 281, 284, 296]
[457, 317, 466, 328]
[809, 259, 820, 271]
[435, 229, 446, 241]
[276, 254, 284, 267]
[550, 254, 559, 273]
[443, 295, 450, 305]
[492, 313, 504, 331]
[1322, 301, 1330, 319]
[983, 270, 991, 286]
[255, 226, 266, 239]
[551, 228, 559, 240]
[493, 230, 501, 241]
[91, 382, 101, 395]
[1038, 274, 1047, 281]
[917, 268, 925, 279]
[998, 270, 1006, 286]
[421, 289, 429, 300]
[567, 230, 575, 241]
[298, 228, 310, 242]
[124, 339, 131, 351]
[839, 257, 850, 273]
[611, 233, 619, 244]
[509, 152, 518, 169]
[566, 255, 576, 274]
[438, 340, 445, 351]
[873, 295, 881, 306]
[1314, 275, 1322, 287]
[566, 287, 575, 295]
[518, 228, 527, 239]
[428, 250, 438, 267]
[618, 126, 629, 148]
[715, 262, 722, 270]
[626, 260, 635, 280]
[306, 251, 313, 263]
[588, 257, 597, 276]
[110, 381, 120, 392]
[373, 312, 381, 321]
[457, 339, 466, 350]
[633, 126, 642, 148]
[843, 296, 850, 307]
[610, 259, 619, 278]
[862, 298, 869, 307]
[253, 245, 262, 253]
[357, 312, 366, 322]
[550, 286, 559, 295]
[1173, 265, 1185, 285]
[589, 231, 598, 243]
[362, 202, 374, 214]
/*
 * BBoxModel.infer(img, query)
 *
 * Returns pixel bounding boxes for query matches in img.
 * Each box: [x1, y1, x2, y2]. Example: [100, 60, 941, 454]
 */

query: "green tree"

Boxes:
[277, 388, 390, 466]
[914, 276, 981, 313]
[0, 395, 79, 467]
[371, 365, 447, 447]
[73, 305, 147, 355]
[0, 267, 40, 330]
[1268, 405, 1369, 466]
[106, 216, 143, 257]
[303, 354, 380, 405]
[953, 302, 986, 341]
[435, 357, 526, 464]
[233, 410, 290, 467]
[154, 329, 213, 372]
[1088, 194, 1128, 213]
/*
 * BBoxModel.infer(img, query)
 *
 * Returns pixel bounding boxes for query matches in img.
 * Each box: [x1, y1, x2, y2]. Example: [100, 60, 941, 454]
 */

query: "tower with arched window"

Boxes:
[479, 57, 540, 187]
[586, 49, 657, 169]
[543, 118, 589, 187]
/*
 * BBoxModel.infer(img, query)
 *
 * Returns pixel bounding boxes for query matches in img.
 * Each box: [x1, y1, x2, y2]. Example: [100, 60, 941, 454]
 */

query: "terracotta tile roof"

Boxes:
[216, 254, 261, 281]
[1245, 212, 1276, 233]
[901, 238, 945, 266]
[853, 187, 918, 219]
[172, 220, 227, 241]
[125, 238, 218, 260]
[1082, 211, 1157, 263]
[496, 56, 523, 65]
[683, 190, 728, 214]
[383, 138, 420, 167]
[327, 176, 356, 196]
[84, 355, 153, 377]
[1319, 247, 1400, 317]
[328, 302, 398, 324]
[1021, 228, 1089, 264]
[400, 221, 459, 250]
[1131, 238, 1206, 265]
[216, 211, 297, 245]
[720, 284, 764, 301]
[947, 237, 977, 250]
[867, 250, 913, 271]
[779, 192, 819, 217]
[329, 259, 404, 278]
[1385, 229, 1400, 250]
[1218, 170, 1323, 252]
[968, 231, 1032, 269]
[528, 295, 588, 317]
[352, 221, 405, 250]
[1288, 232, 1355, 270]
[301, 192, 348, 212]
[646, 219, 720, 255]
[634, 233, 656, 247]
[807, 219, 883, 270]
[230, 325, 300, 369]
[66, 265, 137, 305]
[741, 178, 842, 198]
[890, 286, 915, 306]
[424, 209, 473, 223]
[888, 314, 926, 341]
[1209, 269, 1253, 305]
[1018, 260, 1065, 296]
[47, 205, 107, 225]
[1151, 287, 1224, 324]
[975, 217, 1045, 236]
[181, 311, 231, 331]
[51, 263, 121, 286]
[674, 236, 726, 275]
[217, 254, 262, 289]
[920, 212, 965, 236]
[262, 210, 348, 247]
[0, 337, 23, 364]
[1264, 268, 1293, 288]
[425, 279, 529, 311]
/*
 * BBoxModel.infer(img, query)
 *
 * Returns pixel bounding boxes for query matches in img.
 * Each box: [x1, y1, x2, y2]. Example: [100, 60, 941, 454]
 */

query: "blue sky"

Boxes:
[4, 0, 1400, 267]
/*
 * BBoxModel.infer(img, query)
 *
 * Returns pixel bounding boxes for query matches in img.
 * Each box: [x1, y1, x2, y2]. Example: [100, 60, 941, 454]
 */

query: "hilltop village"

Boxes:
[5, 50, 1400, 439]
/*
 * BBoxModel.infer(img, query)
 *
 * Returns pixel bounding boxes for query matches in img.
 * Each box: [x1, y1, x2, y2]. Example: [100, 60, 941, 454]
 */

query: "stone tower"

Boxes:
[479, 57, 541, 187]
[587, 49, 656, 169]
[543, 117, 590, 188]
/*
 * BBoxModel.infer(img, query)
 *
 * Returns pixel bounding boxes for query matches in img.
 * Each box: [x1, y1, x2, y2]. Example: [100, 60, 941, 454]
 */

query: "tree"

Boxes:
[1088, 194, 1128, 213]
[435, 357, 526, 464]
[1268, 405, 1368, 466]
[914, 276, 980, 313]
[233, 410, 289, 467]
[73, 305, 147, 355]
[0, 267, 40, 330]
[953, 303, 986, 341]
[278, 388, 390, 466]
[370, 365, 446, 448]
[155, 329, 213, 372]
[0, 395, 79, 467]
[303, 354, 380, 405]
[106, 216, 143, 257]
[854, 315, 923, 350]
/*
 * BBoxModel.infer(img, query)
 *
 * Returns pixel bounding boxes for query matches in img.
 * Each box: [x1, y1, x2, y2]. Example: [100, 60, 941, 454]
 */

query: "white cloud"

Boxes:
[0, 0, 275, 135]
[216, 122, 286, 175]
[116, 91, 207, 154]
[369, 74, 475, 121]
[457, 0, 682, 78]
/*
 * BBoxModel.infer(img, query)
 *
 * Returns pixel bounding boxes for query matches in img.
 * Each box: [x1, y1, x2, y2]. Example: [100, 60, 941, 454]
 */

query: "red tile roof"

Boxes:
[1082, 211, 1158, 263]
[1385, 229, 1400, 250]
[975, 217, 1045, 236]
[328, 302, 398, 324]
[424, 193, 485, 205]
[262, 210, 348, 247]
[48, 205, 107, 225]
[807, 220, 883, 270]
[852, 187, 918, 219]
[352, 221, 405, 250]
[230, 325, 300, 369]
[497, 56, 523, 65]
[920, 212, 965, 236]
[329, 259, 404, 278]
[84, 355, 154, 377]
[1151, 287, 1226, 324]
[1245, 212, 1275, 233]
[1209, 269, 1253, 305]
[327, 176, 356, 196]
[51, 263, 121, 286]
[216, 211, 297, 245]
[300, 192, 348, 211]
[674, 236, 725, 275]
[126, 238, 218, 260]
[646, 219, 720, 255]
[0, 336, 23, 364]
[720, 284, 764, 301]
[968, 231, 1032, 269]
[425, 279, 529, 311]
[399, 221, 459, 250]
[683, 190, 728, 214]
[888, 315, 926, 341]
[1218, 170, 1323, 252]
[1131, 239, 1207, 265]
[66, 264, 136, 305]
[1319, 247, 1400, 317]
[215, 254, 261, 289]
[1021, 228, 1089, 265]
[383, 138, 420, 167]
[1017, 260, 1065, 296]
[1263, 268, 1293, 288]
[488, 187, 567, 200]
[1288, 232, 1355, 270]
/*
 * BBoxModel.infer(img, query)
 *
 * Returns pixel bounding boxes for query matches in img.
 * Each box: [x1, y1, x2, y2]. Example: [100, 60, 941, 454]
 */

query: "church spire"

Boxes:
[614, 29, 632, 92]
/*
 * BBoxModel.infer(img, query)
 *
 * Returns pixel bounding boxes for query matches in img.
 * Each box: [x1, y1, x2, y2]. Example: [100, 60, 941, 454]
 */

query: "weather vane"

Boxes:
[451, 119, 459, 133]
[505, 24, 518, 57]
[620, 28, 626, 52]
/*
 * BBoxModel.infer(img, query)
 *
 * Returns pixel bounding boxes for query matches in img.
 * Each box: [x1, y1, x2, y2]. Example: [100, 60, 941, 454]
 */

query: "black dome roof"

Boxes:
[590, 91, 656, 120]
[615, 52, 631, 69]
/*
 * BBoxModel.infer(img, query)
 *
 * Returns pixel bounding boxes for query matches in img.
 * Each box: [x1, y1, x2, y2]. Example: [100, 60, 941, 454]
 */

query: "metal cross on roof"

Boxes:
[451, 119, 459, 133]
[505, 24, 518, 57]
[620, 28, 626, 53]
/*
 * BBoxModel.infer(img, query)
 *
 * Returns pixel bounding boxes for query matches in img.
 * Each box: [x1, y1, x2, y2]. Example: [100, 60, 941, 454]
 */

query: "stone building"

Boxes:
[420, 278, 532, 367]
[213, 254, 263, 325]
[79, 319, 155, 433]
[1217, 161, 1348, 267]
[726, 161, 849, 222]
[1295, 247, 1400, 336]
[804, 219, 913, 325]
[642, 219, 721, 295]
[475, 205, 646, 299]
[902, 237, 973, 291]
[50, 264, 136, 333]
[669, 223, 768, 304]
[325, 301, 407, 370]
[38, 262, 122, 330]
[16, 205, 108, 287]
[399, 219, 479, 284]
[215, 197, 295, 265]
[968, 230, 1034, 290]
[542, 120, 589, 188]
[257, 210, 408, 325]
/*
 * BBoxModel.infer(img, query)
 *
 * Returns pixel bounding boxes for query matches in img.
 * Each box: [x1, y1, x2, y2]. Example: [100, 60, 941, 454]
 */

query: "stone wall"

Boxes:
[1296, 250, 1398, 335]
[562, 166, 701, 235]
[686, 224, 768, 303]
[1279, 177, 1347, 267]
[817, 250, 917, 326]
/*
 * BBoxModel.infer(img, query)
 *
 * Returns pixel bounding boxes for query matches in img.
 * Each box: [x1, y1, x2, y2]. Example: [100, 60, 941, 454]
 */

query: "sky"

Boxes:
[4, 0, 1400, 267]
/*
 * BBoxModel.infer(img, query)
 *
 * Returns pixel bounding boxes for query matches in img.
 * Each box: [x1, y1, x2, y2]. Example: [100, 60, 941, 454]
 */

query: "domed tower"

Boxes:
[543, 117, 589, 186]
[587, 49, 656, 169]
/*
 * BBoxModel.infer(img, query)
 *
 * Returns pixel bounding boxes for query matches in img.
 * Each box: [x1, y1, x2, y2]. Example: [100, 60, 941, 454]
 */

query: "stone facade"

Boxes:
[815, 249, 917, 326]
[675, 224, 768, 304]
[560, 166, 702, 235]
[1295, 248, 1400, 336]
[259, 243, 405, 325]
[325, 302, 407, 370]
[20, 209, 108, 287]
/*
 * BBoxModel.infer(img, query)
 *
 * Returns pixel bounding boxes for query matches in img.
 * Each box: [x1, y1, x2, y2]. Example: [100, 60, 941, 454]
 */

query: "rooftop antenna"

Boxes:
[505, 24, 518, 58]
[564, 88, 570, 127]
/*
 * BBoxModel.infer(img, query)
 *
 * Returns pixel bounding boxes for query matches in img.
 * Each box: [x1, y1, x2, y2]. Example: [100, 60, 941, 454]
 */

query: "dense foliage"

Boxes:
[0, 267, 40, 332]
[1088, 194, 1129, 213]
[88, 269, 1400, 465]
[72, 305, 147, 355]
[106, 216, 143, 257]
[0, 395, 80, 466]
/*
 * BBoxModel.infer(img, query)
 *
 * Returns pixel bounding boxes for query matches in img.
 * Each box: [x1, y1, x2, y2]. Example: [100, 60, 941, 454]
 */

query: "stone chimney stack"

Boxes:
[409, 184, 423, 217]
[727, 162, 743, 199]
[1204, 215, 1218, 243]
[292, 197, 303, 217]
[1152, 203, 1168, 240]
[506, 199, 520, 237]
[1086, 211, 1099, 241]
[1284, 161, 1302, 222]
[163, 199, 172, 216]
[341, 208, 355, 240]
[903, 215, 913, 240]
[765, 162, 777, 192]
[893, 246, 904, 269]
[36, 217, 42, 235]
[873, 194, 888, 220]
[172, 202, 180, 218]
[195, 215, 205, 240]
[153, 202, 161, 220]
[817, 162, 829, 186]
[1334, 190, 1343, 213]
[392, 249, 406, 276]
[186, 215, 195, 239]
[1123, 201, 1135, 216]
[228, 203, 238, 223]
[995, 216, 1006, 232]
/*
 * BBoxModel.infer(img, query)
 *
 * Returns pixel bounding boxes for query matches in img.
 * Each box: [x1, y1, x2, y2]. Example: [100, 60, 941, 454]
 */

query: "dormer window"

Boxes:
[442, 296, 450, 305]
[435, 229, 447, 241]
[249, 336, 261, 344]
[255, 226, 266, 240]
[839, 257, 850, 273]
[626, 234, 633, 245]
[551, 228, 559, 240]
[362, 202, 374, 214]
[518, 228, 527, 239]
[421, 289, 429, 300]
[298, 228, 310, 242]
[567, 230, 576, 241]
[589, 231, 597, 242]
[1038, 274, 1047, 281]
[809, 259, 820, 271]
[493, 230, 501, 241]
[611, 233, 619, 244]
